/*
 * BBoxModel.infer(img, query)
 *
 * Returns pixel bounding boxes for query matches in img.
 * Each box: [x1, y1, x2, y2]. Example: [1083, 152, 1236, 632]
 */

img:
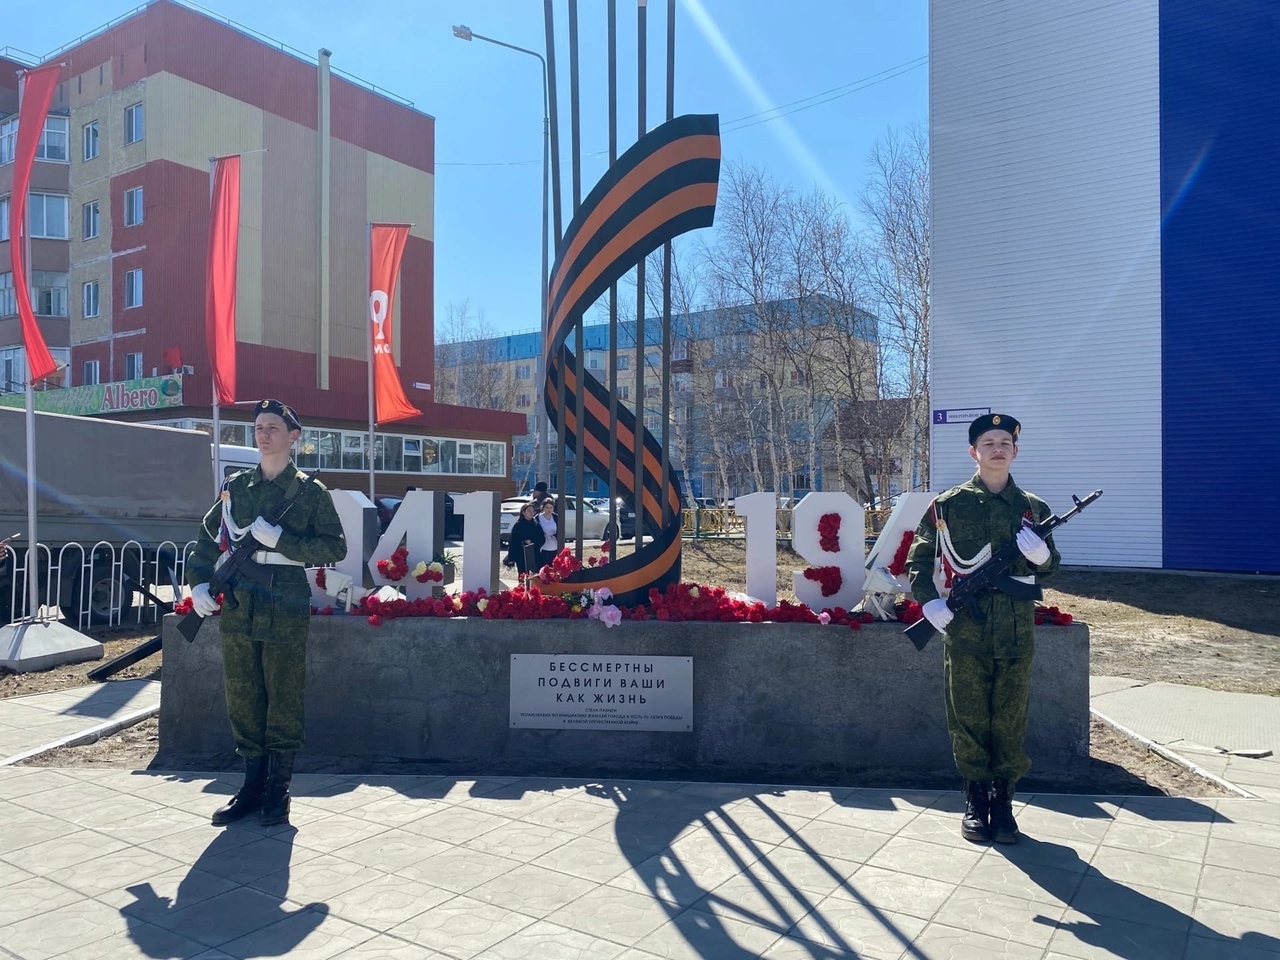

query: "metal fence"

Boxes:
[2, 540, 197, 630]
[681, 507, 895, 544]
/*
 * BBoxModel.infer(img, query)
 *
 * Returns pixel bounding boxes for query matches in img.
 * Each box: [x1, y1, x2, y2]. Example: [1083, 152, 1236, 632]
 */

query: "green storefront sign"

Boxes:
[0, 374, 185, 416]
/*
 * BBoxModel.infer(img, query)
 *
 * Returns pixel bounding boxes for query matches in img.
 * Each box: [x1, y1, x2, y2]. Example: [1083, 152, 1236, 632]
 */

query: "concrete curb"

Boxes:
[0, 703, 160, 767]
[1091, 706, 1258, 799]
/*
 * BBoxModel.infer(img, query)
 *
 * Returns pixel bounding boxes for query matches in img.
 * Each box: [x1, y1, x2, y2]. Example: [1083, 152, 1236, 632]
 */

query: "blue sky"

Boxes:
[13, 0, 927, 335]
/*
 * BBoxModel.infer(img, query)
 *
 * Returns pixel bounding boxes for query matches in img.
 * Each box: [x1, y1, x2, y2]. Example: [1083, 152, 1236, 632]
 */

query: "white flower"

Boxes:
[477, 598, 489, 612]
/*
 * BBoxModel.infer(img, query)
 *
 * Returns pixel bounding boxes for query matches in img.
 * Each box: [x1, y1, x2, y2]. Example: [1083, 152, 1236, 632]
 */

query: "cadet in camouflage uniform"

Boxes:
[187, 399, 346, 827]
[906, 414, 1060, 844]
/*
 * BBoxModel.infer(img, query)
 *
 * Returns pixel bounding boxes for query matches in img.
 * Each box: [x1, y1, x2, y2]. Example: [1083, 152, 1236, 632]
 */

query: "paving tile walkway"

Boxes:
[0, 767, 1277, 959]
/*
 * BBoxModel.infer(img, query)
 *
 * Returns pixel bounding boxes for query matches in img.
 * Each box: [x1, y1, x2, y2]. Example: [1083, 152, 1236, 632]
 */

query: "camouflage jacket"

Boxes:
[906, 473, 1060, 658]
[187, 462, 346, 639]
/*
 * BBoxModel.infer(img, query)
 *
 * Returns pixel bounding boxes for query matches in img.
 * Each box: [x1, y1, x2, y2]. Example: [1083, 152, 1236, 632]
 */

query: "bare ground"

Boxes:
[5, 539, 1277, 796]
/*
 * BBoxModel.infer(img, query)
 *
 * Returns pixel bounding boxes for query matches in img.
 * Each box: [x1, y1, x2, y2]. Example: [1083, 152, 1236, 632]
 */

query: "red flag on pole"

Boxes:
[9, 63, 61, 384]
[369, 223, 421, 424]
[205, 155, 240, 405]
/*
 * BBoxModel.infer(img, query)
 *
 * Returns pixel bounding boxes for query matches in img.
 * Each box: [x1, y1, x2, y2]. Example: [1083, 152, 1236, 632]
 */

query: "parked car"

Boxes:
[499, 495, 611, 545]
[375, 496, 402, 535]
[376, 493, 465, 539]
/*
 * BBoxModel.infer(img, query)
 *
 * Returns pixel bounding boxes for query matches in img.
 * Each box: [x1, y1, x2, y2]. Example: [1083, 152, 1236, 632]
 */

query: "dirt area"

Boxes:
[4, 539, 1276, 796]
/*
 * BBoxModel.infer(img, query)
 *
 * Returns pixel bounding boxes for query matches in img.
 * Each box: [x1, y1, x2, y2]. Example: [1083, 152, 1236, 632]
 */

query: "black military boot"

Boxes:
[961, 780, 991, 842]
[990, 777, 1021, 844]
[211, 755, 268, 826]
[259, 752, 296, 826]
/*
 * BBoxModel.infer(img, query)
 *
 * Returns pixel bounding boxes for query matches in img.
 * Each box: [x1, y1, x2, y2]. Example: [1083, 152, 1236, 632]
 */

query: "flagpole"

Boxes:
[24, 220, 38, 621]
[18, 68, 40, 621]
[209, 157, 223, 494]
[367, 221, 376, 501]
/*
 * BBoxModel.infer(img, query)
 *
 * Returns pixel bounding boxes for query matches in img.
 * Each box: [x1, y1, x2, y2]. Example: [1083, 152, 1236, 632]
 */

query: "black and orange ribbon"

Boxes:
[539, 113, 721, 606]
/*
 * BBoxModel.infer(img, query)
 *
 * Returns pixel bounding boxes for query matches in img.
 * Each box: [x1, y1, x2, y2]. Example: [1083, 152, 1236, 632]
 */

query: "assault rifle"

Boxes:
[903, 489, 1103, 651]
[176, 474, 315, 643]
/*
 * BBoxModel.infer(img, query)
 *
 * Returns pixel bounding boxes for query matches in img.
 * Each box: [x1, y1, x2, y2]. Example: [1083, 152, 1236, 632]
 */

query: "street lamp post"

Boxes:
[453, 24, 551, 490]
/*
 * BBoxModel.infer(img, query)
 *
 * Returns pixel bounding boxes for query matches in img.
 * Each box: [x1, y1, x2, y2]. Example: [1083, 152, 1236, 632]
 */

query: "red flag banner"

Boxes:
[369, 223, 421, 424]
[10, 63, 62, 384]
[205, 155, 241, 405]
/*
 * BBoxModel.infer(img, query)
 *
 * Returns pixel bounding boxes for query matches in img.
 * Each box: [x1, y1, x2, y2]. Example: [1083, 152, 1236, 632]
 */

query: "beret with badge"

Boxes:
[256, 399, 302, 432]
[968, 413, 1021, 446]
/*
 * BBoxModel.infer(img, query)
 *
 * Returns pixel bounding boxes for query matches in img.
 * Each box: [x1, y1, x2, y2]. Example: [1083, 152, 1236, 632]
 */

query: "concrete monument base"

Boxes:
[0, 620, 103, 673]
[159, 616, 1089, 785]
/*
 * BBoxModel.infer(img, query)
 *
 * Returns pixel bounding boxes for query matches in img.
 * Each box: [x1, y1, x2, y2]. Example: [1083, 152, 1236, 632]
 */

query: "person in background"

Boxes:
[187, 399, 347, 828]
[905, 413, 1060, 845]
[536, 497, 560, 569]
[503, 501, 545, 578]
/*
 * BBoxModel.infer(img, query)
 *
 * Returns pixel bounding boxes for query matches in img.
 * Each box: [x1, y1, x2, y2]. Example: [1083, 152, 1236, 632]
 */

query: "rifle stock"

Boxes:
[902, 489, 1102, 650]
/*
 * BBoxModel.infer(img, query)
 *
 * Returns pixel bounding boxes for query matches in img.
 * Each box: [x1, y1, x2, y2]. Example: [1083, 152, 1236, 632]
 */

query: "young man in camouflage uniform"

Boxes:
[906, 414, 1060, 843]
[187, 399, 346, 827]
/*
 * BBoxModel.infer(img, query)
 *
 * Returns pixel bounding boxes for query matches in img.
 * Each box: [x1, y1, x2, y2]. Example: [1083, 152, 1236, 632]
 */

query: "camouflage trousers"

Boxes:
[222, 631, 307, 757]
[943, 646, 1033, 782]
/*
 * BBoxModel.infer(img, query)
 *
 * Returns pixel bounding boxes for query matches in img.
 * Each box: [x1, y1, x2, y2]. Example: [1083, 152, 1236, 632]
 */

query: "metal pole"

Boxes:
[543, 1, 568, 522]
[537, 105, 550, 486]
[659, 0, 675, 526]
[632, 0, 647, 543]
[366, 222, 376, 501]
[569, 0, 585, 557]
[607, 0, 619, 558]
[22, 74, 38, 621]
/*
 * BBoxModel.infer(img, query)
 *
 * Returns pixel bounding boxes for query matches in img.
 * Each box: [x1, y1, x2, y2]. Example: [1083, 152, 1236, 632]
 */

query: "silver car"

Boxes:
[499, 496, 611, 545]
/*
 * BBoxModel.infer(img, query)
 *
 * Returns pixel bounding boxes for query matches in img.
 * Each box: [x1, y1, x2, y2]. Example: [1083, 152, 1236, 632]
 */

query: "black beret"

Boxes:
[255, 399, 302, 431]
[969, 413, 1020, 445]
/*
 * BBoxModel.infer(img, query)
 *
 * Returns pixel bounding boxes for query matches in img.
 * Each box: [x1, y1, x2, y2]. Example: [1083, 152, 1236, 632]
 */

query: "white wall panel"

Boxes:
[930, 0, 1162, 567]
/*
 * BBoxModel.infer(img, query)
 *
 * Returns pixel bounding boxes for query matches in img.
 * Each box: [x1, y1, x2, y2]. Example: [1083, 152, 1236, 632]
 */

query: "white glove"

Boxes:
[923, 598, 954, 632]
[251, 516, 283, 549]
[191, 582, 219, 618]
[1016, 527, 1051, 566]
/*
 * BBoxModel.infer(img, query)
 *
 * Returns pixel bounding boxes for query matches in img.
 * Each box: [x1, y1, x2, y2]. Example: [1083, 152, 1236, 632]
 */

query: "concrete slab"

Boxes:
[1092, 680, 1280, 755]
[1090, 675, 1146, 697]
[0, 620, 102, 673]
[0, 767, 1275, 960]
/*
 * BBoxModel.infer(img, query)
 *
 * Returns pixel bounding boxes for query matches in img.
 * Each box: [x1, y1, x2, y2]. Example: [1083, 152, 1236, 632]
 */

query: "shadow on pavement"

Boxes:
[121, 826, 327, 958]
[1005, 836, 1278, 958]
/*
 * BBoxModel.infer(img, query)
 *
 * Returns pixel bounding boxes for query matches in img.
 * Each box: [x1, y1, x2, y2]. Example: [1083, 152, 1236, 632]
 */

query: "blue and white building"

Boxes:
[930, 0, 1278, 573]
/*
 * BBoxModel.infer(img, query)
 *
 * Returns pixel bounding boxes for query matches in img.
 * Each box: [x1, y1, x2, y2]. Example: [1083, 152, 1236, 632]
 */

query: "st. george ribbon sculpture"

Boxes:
[536, 113, 721, 606]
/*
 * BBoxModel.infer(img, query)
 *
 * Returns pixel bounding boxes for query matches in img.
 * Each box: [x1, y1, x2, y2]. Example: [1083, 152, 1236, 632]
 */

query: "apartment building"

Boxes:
[437, 295, 896, 502]
[0, 0, 523, 498]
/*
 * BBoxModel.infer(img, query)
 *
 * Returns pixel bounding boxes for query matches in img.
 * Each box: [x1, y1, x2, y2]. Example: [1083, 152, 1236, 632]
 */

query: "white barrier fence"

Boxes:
[1, 540, 198, 631]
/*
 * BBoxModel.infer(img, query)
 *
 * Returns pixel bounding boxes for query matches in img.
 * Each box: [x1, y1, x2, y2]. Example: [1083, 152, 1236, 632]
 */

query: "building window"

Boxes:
[673, 340, 689, 361]
[82, 360, 100, 386]
[124, 268, 143, 308]
[715, 371, 735, 389]
[29, 193, 69, 239]
[0, 272, 13, 316]
[517, 393, 531, 408]
[37, 117, 69, 161]
[82, 280, 100, 319]
[790, 369, 805, 387]
[124, 352, 143, 381]
[83, 120, 99, 160]
[124, 102, 144, 144]
[0, 118, 15, 164]
[617, 385, 630, 401]
[616, 355, 630, 370]
[82, 200, 100, 240]
[32, 272, 68, 317]
[0, 196, 7, 242]
[1, 350, 17, 393]
[587, 353, 603, 370]
[124, 187, 143, 227]
[516, 363, 531, 380]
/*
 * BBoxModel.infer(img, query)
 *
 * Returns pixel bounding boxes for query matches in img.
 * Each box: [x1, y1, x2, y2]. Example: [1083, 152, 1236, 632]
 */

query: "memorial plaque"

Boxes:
[510, 655, 693, 731]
